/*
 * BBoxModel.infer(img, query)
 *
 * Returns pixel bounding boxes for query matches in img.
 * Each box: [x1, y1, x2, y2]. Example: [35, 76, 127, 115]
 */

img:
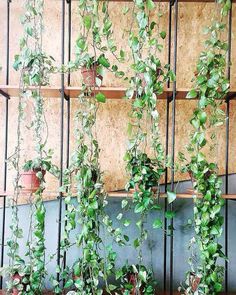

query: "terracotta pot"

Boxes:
[127, 272, 144, 295]
[21, 169, 46, 193]
[189, 273, 200, 292]
[81, 64, 103, 87]
[12, 273, 22, 295]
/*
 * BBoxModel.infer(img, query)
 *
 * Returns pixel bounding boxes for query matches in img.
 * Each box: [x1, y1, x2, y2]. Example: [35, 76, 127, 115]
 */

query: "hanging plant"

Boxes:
[180, 1, 231, 294]
[3, 0, 57, 293]
[116, 263, 156, 295]
[54, 1, 126, 294]
[124, 0, 175, 293]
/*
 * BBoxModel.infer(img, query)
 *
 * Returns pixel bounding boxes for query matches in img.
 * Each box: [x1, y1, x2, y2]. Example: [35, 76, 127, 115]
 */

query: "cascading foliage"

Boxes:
[7, 0, 55, 293]
[181, 1, 231, 294]
[56, 1, 125, 294]
[124, 0, 175, 292]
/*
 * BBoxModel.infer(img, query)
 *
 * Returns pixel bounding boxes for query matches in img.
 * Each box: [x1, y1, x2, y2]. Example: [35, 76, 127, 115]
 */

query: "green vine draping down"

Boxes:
[124, 0, 175, 293]
[181, 1, 231, 294]
[6, 0, 55, 293]
[55, 1, 126, 294]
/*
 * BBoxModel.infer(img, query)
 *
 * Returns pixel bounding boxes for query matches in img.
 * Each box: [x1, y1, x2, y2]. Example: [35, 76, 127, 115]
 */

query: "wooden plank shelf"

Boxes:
[1, 85, 236, 100]
[108, 190, 236, 200]
[1, 190, 236, 208]
[0, 85, 61, 98]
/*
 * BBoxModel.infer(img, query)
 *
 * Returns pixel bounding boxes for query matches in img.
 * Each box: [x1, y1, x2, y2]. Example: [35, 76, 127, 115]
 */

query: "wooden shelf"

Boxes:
[0, 85, 61, 98]
[1, 85, 236, 100]
[108, 189, 236, 200]
[1, 189, 236, 206]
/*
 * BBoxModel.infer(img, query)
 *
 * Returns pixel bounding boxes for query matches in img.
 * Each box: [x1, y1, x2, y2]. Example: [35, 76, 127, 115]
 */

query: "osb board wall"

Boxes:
[0, 1, 236, 197]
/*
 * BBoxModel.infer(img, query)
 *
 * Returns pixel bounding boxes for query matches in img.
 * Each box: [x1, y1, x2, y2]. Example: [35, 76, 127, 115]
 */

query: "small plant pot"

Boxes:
[21, 169, 46, 193]
[189, 273, 200, 293]
[81, 64, 103, 87]
[128, 273, 144, 295]
[12, 273, 22, 295]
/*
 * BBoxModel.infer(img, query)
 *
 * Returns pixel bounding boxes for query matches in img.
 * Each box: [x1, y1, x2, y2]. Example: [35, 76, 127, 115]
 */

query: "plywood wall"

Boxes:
[0, 1, 235, 196]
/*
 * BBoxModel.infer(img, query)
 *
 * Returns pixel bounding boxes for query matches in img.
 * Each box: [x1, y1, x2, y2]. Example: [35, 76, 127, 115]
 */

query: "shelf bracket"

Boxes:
[59, 89, 69, 101]
[0, 89, 10, 100]
[226, 92, 236, 102]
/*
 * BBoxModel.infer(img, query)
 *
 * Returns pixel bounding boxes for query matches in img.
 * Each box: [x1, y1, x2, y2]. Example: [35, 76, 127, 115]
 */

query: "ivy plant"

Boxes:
[4, 0, 57, 293]
[53, 1, 126, 294]
[124, 0, 175, 293]
[180, 1, 231, 294]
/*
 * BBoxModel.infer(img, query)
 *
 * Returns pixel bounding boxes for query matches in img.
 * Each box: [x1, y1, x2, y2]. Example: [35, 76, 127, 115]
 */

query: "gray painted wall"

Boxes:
[1, 175, 236, 291]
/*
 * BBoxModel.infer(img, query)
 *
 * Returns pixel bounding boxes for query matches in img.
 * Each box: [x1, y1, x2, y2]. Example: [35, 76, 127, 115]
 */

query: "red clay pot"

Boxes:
[189, 273, 201, 293]
[12, 273, 22, 295]
[21, 169, 46, 193]
[81, 64, 103, 87]
[127, 272, 144, 295]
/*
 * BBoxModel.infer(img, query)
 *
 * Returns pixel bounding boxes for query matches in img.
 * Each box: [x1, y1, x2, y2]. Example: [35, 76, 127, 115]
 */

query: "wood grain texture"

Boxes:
[0, 2, 235, 201]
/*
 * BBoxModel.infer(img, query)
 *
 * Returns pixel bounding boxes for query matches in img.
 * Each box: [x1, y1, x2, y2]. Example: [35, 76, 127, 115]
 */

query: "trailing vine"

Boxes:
[124, 0, 175, 293]
[5, 0, 56, 293]
[180, 1, 231, 294]
[55, 1, 126, 294]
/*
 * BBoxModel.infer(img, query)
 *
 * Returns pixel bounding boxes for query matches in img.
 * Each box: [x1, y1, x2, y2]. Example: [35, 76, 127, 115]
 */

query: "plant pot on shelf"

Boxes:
[11, 273, 30, 295]
[81, 64, 103, 87]
[12, 273, 22, 295]
[127, 272, 144, 295]
[188, 273, 201, 293]
[20, 169, 46, 193]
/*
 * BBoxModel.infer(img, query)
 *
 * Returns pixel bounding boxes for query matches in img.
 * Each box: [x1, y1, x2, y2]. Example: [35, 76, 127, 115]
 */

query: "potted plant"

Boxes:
[21, 154, 60, 192]
[1, 262, 31, 295]
[117, 264, 156, 295]
[81, 55, 103, 87]
[125, 152, 162, 194]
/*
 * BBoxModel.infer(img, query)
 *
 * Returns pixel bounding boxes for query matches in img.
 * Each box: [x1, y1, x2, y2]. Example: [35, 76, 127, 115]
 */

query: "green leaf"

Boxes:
[186, 89, 198, 99]
[199, 111, 207, 125]
[160, 31, 166, 39]
[153, 218, 163, 229]
[64, 279, 73, 289]
[121, 199, 128, 209]
[214, 282, 222, 292]
[123, 219, 131, 227]
[116, 213, 123, 220]
[167, 191, 176, 204]
[98, 55, 110, 68]
[95, 92, 106, 103]
[207, 242, 217, 255]
[165, 211, 175, 219]
[134, 238, 140, 248]
[147, 0, 155, 10]
[83, 15, 92, 30]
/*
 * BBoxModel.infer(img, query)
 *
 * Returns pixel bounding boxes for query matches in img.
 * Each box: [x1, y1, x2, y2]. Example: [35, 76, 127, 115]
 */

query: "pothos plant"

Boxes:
[179, 1, 231, 294]
[124, 0, 175, 292]
[5, 0, 56, 294]
[53, 1, 126, 294]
